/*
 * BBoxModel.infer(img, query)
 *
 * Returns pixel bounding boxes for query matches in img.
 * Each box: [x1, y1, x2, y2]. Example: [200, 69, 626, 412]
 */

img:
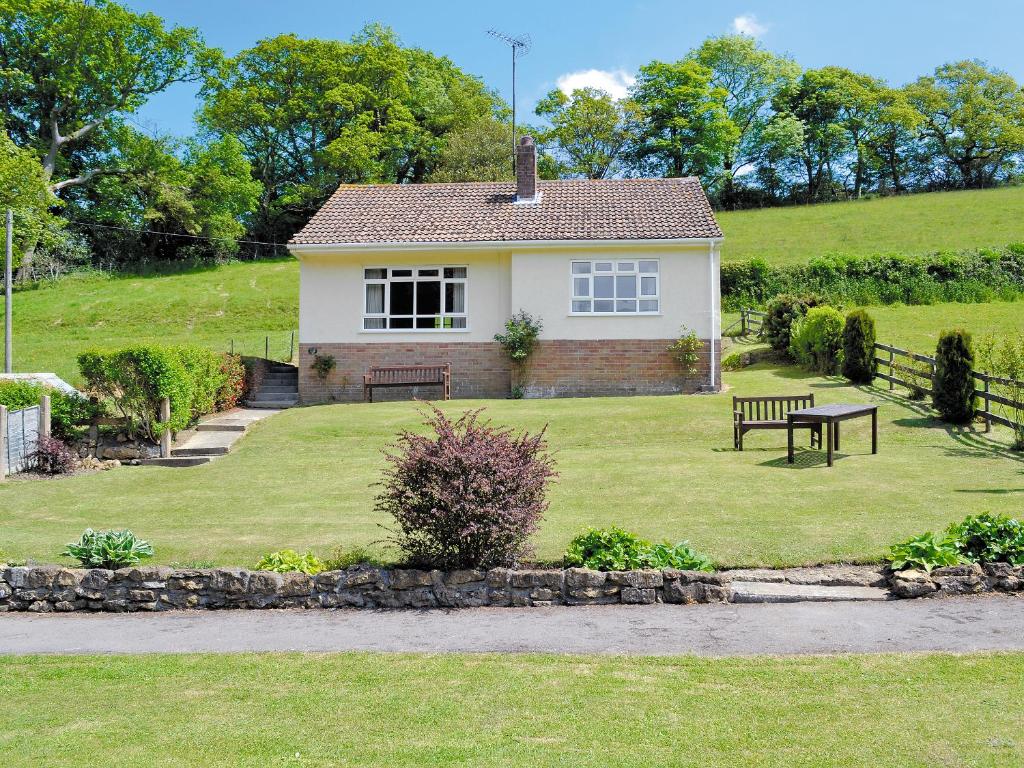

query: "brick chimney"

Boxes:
[515, 135, 537, 201]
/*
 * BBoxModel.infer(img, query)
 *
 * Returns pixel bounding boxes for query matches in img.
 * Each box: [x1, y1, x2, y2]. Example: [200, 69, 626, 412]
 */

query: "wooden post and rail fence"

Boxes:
[733, 307, 1024, 437]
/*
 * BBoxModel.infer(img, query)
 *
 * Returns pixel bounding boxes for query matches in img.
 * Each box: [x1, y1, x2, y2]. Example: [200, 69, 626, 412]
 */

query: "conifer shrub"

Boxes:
[760, 293, 825, 353]
[842, 309, 877, 384]
[932, 329, 976, 424]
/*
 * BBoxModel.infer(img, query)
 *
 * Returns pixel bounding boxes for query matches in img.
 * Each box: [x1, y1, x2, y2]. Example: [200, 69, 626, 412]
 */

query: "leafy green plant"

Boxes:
[667, 326, 703, 375]
[254, 549, 325, 575]
[311, 353, 336, 381]
[975, 332, 1024, 450]
[564, 527, 713, 572]
[948, 514, 1024, 565]
[887, 531, 967, 572]
[932, 329, 976, 424]
[759, 293, 825, 353]
[789, 306, 845, 374]
[494, 310, 543, 362]
[0, 379, 99, 441]
[842, 309, 877, 384]
[62, 529, 154, 570]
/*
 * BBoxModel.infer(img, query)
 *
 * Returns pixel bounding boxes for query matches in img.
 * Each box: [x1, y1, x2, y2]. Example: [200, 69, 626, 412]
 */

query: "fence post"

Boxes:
[0, 404, 7, 482]
[159, 397, 171, 459]
[265, 336, 269, 360]
[740, 309, 747, 336]
[982, 374, 991, 433]
[39, 395, 51, 439]
[888, 349, 894, 391]
[230, 339, 234, 355]
[290, 330, 295, 362]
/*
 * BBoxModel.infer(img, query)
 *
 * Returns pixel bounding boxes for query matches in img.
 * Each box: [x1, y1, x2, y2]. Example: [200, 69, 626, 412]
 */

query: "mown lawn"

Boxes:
[1, 652, 1022, 767]
[717, 185, 1024, 264]
[2, 363, 1021, 568]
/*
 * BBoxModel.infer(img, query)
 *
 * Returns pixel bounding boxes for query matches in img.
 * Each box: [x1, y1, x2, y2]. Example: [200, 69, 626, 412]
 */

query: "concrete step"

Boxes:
[139, 456, 212, 468]
[171, 446, 230, 457]
[269, 365, 297, 373]
[262, 377, 297, 386]
[246, 399, 298, 409]
[258, 385, 298, 394]
[251, 391, 297, 402]
[730, 581, 891, 603]
[196, 423, 246, 432]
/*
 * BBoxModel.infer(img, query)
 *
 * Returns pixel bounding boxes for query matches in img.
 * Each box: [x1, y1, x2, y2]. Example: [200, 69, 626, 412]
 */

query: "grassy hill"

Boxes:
[718, 186, 1024, 264]
[3, 187, 1024, 383]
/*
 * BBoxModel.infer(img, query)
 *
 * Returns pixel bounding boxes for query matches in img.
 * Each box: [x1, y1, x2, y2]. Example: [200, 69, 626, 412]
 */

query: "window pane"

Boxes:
[594, 299, 614, 312]
[572, 300, 591, 313]
[391, 269, 413, 278]
[641, 276, 657, 296]
[364, 268, 386, 280]
[390, 317, 414, 329]
[616, 299, 637, 313]
[449, 317, 467, 329]
[573, 277, 590, 297]
[445, 282, 465, 313]
[416, 280, 441, 315]
[572, 262, 592, 274]
[639, 299, 659, 312]
[417, 268, 439, 277]
[639, 260, 658, 274]
[616, 274, 637, 298]
[365, 283, 385, 313]
[617, 262, 635, 272]
[444, 267, 467, 279]
[390, 282, 413, 315]
[364, 317, 386, 329]
[416, 316, 440, 329]
[594, 275, 614, 299]
[595, 262, 613, 272]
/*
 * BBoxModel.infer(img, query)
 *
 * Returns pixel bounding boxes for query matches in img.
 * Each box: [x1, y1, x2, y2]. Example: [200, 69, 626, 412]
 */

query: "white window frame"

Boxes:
[362, 265, 469, 332]
[569, 259, 660, 315]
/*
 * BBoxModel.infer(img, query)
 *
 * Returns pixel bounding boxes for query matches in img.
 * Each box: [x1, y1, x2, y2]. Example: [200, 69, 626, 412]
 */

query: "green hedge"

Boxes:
[78, 345, 232, 441]
[0, 379, 97, 441]
[722, 244, 1024, 310]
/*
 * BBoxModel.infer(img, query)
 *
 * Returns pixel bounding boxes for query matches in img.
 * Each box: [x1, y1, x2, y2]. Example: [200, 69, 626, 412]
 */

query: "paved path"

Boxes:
[2, 595, 1021, 656]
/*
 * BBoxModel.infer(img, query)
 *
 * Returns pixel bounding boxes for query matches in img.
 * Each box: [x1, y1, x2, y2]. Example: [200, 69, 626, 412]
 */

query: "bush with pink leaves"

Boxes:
[377, 406, 557, 570]
[37, 435, 77, 475]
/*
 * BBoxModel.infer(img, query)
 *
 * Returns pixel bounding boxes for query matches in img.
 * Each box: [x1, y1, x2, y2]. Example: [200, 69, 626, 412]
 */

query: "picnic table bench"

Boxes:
[733, 394, 822, 451]
[363, 364, 452, 403]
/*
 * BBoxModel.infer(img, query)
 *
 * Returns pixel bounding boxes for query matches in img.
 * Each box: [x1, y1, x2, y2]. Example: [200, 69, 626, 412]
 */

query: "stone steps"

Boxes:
[247, 363, 298, 410]
[730, 581, 891, 603]
[139, 456, 212, 468]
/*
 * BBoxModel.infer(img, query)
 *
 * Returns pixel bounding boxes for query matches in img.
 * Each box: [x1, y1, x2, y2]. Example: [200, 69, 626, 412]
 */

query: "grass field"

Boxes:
[2, 651, 1022, 767]
[717, 185, 1024, 264]
[2, 363, 1021, 568]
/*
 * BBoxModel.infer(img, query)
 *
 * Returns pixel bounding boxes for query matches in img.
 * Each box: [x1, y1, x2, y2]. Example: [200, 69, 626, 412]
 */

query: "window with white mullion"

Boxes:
[570, 259, 659, 314]
[363, 266, 468, 330]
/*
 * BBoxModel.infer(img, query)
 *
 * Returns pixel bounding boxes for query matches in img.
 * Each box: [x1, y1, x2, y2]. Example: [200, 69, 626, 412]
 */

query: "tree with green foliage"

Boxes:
[906, 61, 1024, 189]
[842, 310, 877, 384]
[689, 35, 799, 203]
[200, 24, 501, 243]
[0, 128, 57, 270]
[0, 0, 211, 278]
[425, 117, 513, 182]
[862, 85, 924, 194]
[628, 59, 739, 183]
[534, 87, 636, 179]
[933, 329, 976, 424]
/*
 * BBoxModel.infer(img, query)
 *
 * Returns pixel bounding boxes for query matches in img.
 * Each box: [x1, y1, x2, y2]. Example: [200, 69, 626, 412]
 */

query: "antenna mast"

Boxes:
[486, 29, 531, 158]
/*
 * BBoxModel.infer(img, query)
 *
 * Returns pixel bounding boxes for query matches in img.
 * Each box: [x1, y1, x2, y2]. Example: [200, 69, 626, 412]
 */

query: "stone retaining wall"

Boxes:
[1, 563, 1020, 613]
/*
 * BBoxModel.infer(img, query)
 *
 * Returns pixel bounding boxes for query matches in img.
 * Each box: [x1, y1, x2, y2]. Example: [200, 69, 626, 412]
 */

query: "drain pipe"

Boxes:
[708, 242, 717, 391]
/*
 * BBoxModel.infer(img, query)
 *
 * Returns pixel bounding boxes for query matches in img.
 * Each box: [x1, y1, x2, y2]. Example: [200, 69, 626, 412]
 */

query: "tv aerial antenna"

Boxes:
[486, 29, 532, 156]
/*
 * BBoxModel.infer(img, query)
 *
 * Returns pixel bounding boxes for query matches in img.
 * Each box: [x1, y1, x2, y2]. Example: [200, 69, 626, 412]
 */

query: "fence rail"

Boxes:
[873, 342, 1024, 435]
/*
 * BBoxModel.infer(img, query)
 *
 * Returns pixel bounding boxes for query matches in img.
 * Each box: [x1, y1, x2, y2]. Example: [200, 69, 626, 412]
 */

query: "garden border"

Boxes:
[1, 562, 1020, 613]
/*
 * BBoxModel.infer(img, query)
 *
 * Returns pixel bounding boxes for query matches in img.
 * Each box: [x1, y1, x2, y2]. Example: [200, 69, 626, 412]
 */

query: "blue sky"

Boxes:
[130, 0, 1024, 138]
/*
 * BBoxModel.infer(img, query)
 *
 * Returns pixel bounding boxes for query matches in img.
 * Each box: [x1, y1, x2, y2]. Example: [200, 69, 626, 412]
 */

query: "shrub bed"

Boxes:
[722, 245, 1024, 311]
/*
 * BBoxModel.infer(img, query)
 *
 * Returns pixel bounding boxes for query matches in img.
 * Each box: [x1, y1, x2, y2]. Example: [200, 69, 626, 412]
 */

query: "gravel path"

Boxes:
[1, 594, 1022, 656]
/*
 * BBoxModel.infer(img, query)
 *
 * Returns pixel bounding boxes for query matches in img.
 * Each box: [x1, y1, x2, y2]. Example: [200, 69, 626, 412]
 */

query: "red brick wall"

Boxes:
[298, 339, 720, 403]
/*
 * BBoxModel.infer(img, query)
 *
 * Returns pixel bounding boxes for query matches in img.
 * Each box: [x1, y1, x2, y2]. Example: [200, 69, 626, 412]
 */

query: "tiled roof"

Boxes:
[289, 177, 722, 245]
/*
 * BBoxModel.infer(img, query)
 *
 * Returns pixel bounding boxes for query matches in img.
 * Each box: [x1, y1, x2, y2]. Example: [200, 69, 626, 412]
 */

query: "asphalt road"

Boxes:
[2, 594, 1022, 656]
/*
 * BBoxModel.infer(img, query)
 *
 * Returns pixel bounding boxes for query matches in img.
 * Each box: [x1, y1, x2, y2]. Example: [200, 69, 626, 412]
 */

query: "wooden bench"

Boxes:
[733, 394, 822, 451]
[363, 364, 452, 403]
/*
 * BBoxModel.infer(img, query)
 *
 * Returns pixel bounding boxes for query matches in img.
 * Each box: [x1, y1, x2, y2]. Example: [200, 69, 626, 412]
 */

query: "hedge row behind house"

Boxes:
[721, 244, 1024, 310]
[78, 345, 244, 441]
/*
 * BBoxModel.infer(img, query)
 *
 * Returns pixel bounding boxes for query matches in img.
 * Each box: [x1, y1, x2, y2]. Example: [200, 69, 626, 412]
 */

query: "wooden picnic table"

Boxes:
[787, 404, 878, 467]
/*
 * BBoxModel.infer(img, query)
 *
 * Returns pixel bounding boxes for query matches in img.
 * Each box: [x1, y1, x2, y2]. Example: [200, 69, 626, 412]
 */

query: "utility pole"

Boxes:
[487, 30, 532, 162]
[4, 209, 11, 374]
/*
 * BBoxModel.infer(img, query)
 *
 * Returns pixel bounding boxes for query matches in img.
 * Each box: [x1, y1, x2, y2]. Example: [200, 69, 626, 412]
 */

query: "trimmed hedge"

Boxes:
[78, 344, 233, 441]
[789, 306, 845, 374]
[933, 329, 976, 424]
[722, 245, 1024, 310]
[0, 379, 97, 441]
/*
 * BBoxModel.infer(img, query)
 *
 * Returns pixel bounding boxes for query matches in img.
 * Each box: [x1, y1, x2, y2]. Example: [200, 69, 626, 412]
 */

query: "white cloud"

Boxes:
[555, 69, 636, 100]
[732, 13, 768, 37]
